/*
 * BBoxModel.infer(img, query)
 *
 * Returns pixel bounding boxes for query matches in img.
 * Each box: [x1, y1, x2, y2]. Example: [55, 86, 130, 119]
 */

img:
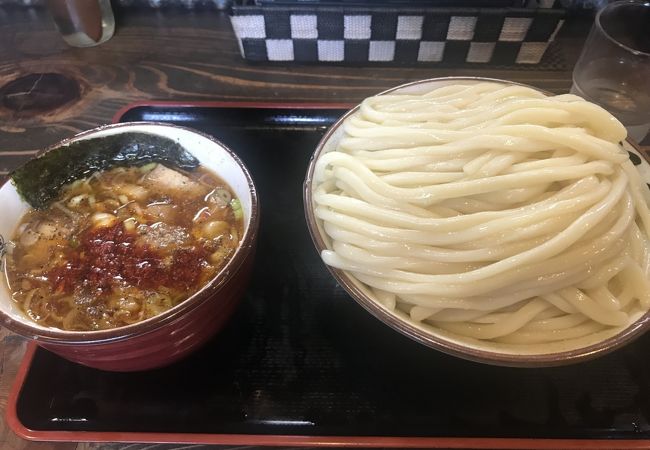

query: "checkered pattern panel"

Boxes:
[2, 0, 566, 8]
[231, 7, 565, 65]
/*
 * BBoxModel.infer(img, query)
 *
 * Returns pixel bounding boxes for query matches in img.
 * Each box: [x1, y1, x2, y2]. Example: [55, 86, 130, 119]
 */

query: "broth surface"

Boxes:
[5, 164, 243, 331]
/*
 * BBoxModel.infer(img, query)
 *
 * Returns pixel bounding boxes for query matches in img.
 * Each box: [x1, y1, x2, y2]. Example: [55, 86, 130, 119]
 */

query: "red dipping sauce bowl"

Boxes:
[0, 123, 259, 371]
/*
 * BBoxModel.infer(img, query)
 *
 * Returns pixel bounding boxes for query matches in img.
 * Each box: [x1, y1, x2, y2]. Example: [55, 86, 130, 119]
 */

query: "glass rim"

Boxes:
[596, 0, 650, 57]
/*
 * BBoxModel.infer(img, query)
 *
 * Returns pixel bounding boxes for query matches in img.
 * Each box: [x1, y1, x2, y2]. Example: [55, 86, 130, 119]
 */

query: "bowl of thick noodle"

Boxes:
[0, 122, 259, 371]
[304, 77, 650, 367]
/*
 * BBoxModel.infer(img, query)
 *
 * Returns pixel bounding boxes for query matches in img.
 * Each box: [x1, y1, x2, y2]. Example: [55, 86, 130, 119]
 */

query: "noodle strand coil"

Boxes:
[312, 82, 650, 349]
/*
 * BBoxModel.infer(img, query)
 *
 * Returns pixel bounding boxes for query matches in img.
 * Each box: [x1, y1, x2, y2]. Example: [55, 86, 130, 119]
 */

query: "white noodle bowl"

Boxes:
[305, 78, 650, 365]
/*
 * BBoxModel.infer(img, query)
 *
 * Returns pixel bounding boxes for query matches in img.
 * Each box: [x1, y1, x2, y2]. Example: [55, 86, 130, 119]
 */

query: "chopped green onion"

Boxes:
[230, 198, 243, 220]
[139, 162, 158, 173]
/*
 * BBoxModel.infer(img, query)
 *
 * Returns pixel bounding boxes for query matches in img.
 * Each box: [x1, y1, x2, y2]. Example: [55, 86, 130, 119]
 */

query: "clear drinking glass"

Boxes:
[571, 0, 650, 142]
[46, 0, 115, 47]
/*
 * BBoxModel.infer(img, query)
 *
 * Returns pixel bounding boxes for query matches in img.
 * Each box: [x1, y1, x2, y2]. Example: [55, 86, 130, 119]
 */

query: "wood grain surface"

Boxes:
[0, 5, 646, 450]
[0, 7, 591, 177]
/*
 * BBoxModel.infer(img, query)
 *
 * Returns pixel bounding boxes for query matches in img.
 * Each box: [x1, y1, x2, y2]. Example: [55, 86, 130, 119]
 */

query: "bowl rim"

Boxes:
[0, 121, 260, 344]
[303, 75, 650, 367]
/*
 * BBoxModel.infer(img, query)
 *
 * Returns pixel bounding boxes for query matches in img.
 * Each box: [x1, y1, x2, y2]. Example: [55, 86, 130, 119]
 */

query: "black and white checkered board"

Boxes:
[230, 6, 565, 65]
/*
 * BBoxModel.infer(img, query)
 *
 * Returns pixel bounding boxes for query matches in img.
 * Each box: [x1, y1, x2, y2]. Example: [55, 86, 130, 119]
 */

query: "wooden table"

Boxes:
[0, 5, 643, 450]
[0, 5, 589, 170]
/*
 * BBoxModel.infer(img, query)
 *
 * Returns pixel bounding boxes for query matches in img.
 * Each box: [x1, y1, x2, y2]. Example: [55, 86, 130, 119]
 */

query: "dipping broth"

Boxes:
[4, 163, 243, 331]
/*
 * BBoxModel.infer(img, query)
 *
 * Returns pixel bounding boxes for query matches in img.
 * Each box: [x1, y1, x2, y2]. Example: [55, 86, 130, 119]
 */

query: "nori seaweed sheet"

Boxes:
[10, 132, 200, 209]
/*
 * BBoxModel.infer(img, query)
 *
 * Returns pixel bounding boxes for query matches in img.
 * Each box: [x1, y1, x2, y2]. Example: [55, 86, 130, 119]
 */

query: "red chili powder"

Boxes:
[48, 222, 208, 294]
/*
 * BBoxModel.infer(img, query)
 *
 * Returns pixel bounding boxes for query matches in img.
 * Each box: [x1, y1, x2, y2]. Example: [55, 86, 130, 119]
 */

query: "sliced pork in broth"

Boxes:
[4, 164, 244, 331]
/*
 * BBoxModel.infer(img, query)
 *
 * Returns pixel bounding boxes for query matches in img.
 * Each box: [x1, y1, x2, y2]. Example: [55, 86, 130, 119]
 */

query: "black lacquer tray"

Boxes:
[7, 103, 650, 448]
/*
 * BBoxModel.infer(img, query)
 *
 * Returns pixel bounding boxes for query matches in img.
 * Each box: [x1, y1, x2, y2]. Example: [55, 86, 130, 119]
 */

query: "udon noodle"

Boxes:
[312, 82, 650, 348]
